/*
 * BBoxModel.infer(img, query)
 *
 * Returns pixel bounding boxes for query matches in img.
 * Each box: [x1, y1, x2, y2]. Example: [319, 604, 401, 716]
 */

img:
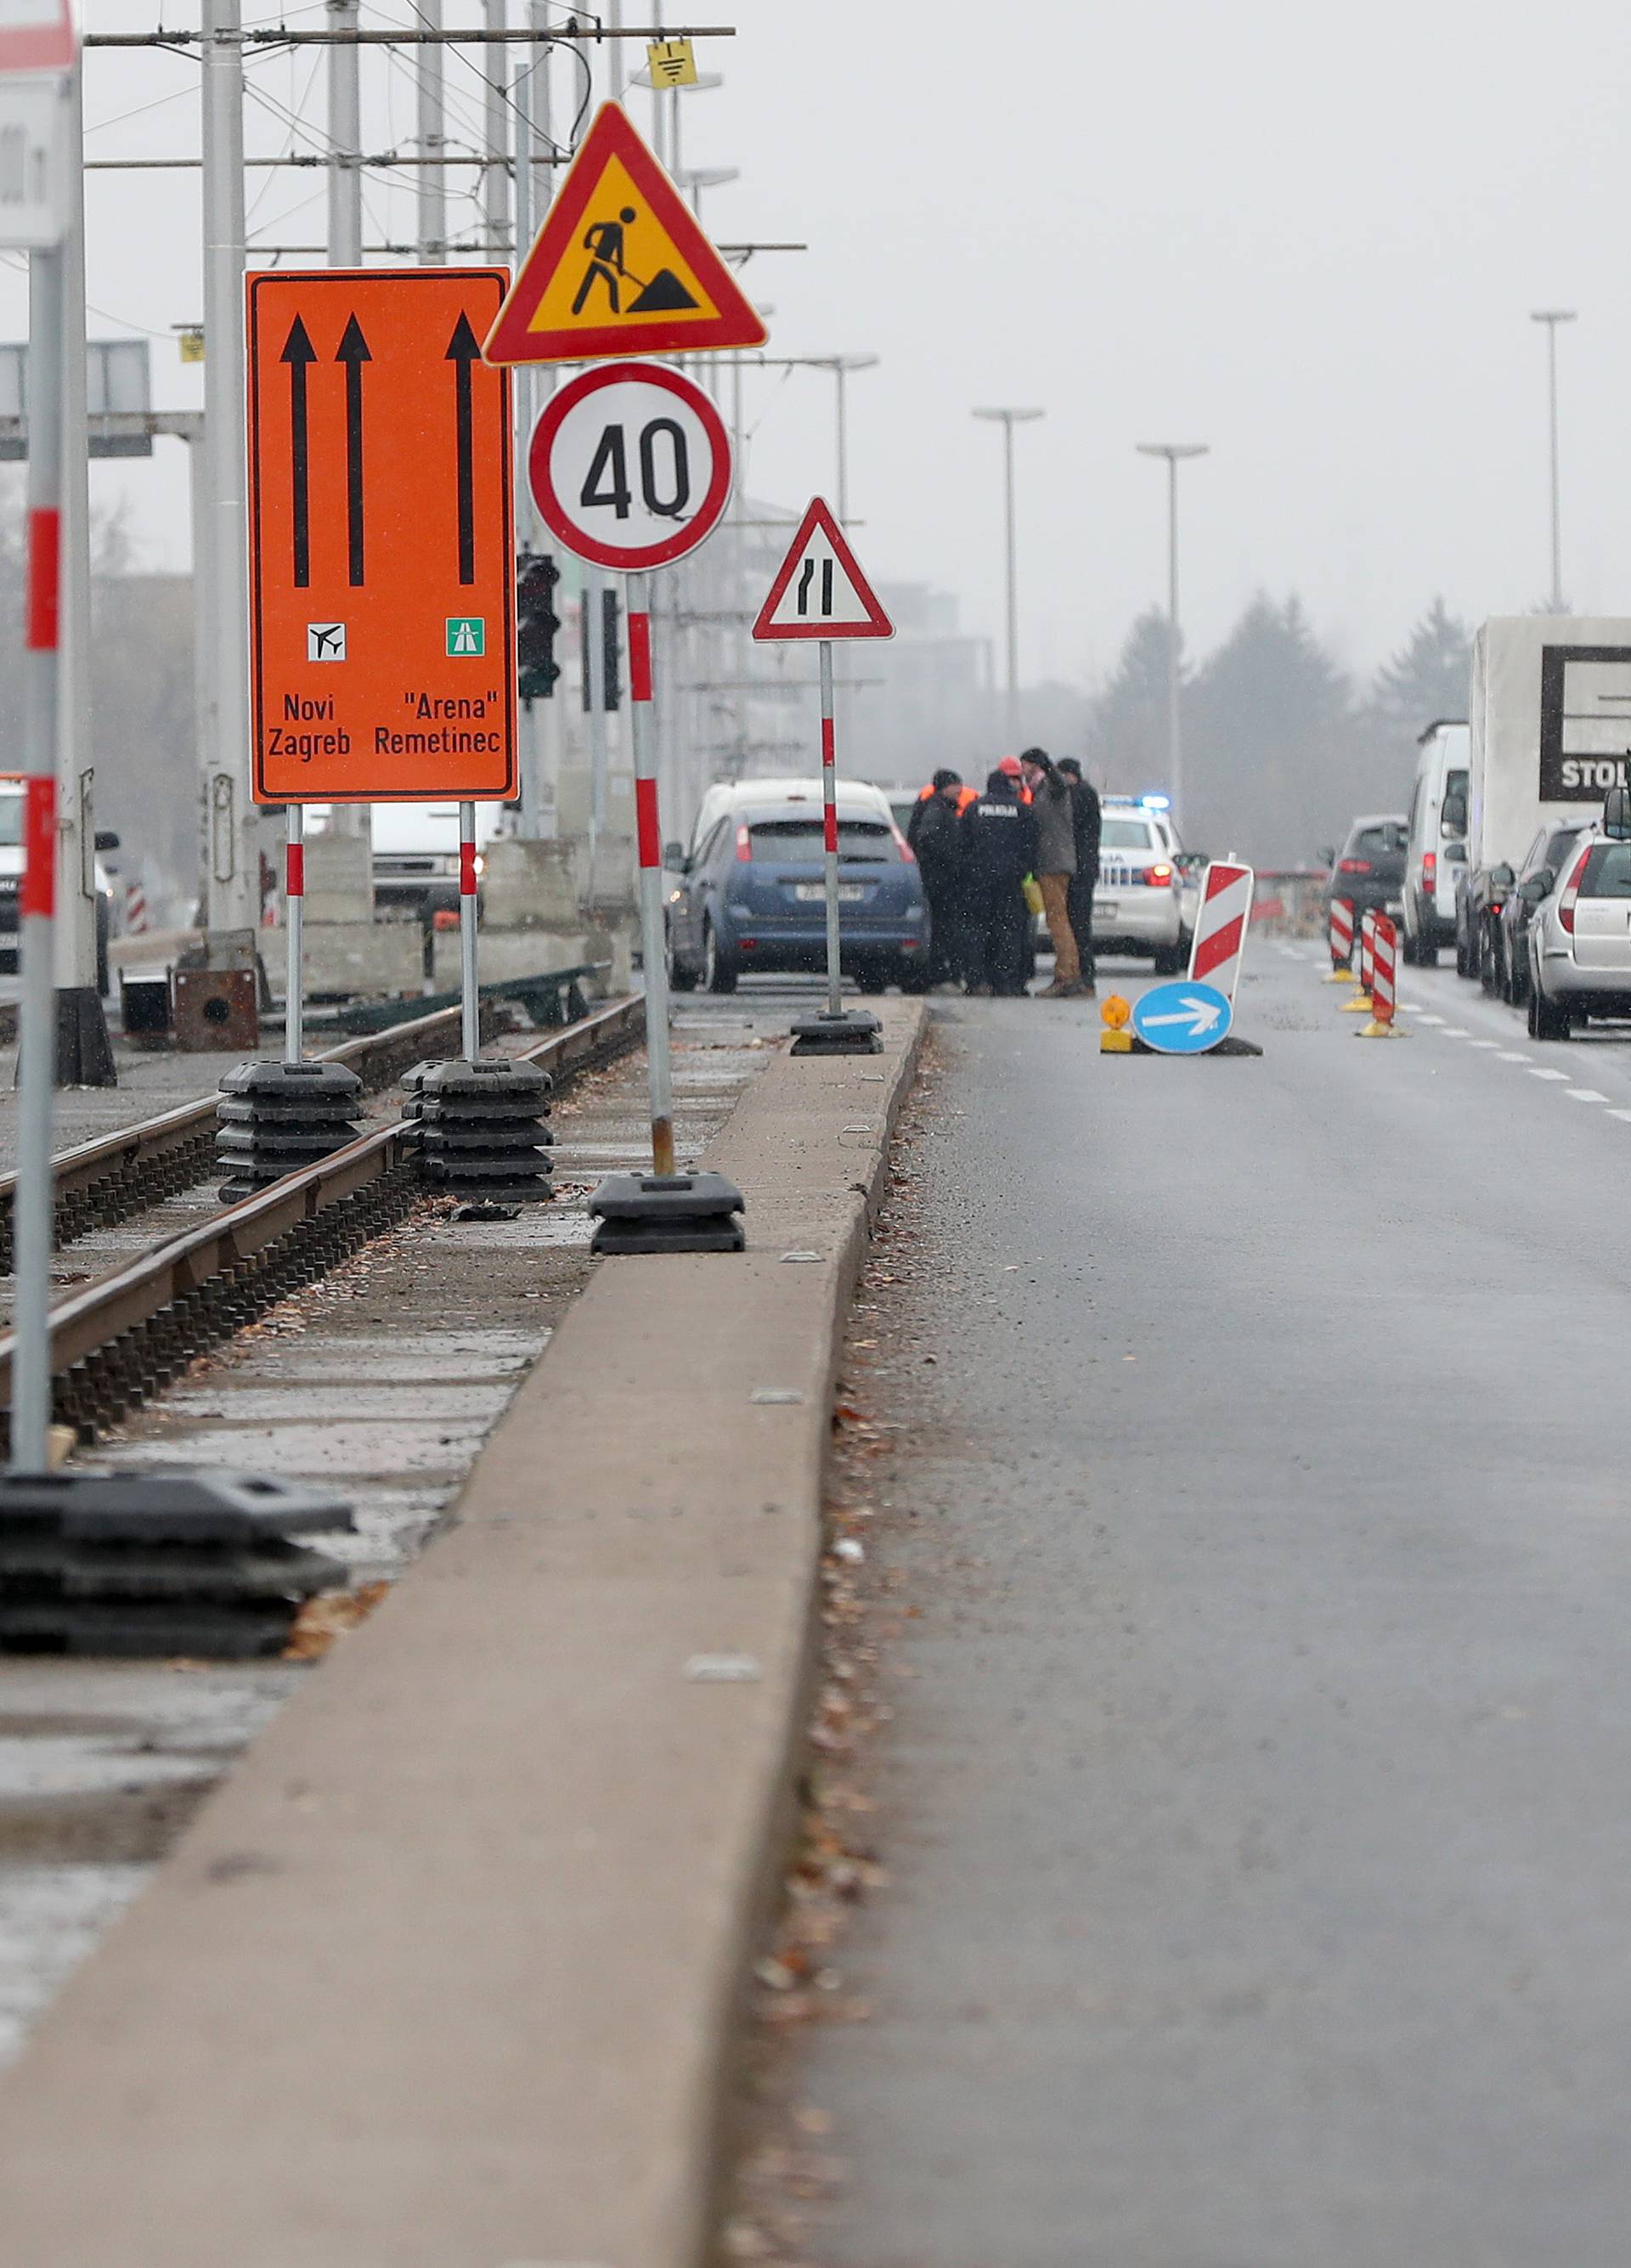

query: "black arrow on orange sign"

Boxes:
[280, 315, 318, 589]
[446, 312, 482, 587]
[336, 314, 372, 587]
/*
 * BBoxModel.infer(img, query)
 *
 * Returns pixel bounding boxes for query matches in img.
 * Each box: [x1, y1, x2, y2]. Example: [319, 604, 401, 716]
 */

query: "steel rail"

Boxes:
[0, 991, 513, 1268]
[0, 995, 645, 1443]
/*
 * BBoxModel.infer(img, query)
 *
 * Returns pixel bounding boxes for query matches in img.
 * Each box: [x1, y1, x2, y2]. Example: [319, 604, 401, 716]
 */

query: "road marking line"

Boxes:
[1416, 1013, 1446, 1025]
[1401, 1000, 1424, 1011]
[1566, 1088, 1608, 1102]
[1528, 1067, 1572, 1080]
[1469, 1039, 1500, 1048]
[1439, 1027, 1470, 1038]
[1607, 1109, 1631, 1123]
[1497, 1051, 1532, 1063]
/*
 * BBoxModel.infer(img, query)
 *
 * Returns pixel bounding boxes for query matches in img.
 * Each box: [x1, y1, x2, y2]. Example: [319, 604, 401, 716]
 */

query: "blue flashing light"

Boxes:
[1140, 793, 1171, 810]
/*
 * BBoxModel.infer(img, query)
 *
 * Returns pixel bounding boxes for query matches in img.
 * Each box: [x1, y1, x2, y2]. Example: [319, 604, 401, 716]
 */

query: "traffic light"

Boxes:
[515, 551, 561, 702]
[582, 585, 623, 713]
[601, 588, 622, 712]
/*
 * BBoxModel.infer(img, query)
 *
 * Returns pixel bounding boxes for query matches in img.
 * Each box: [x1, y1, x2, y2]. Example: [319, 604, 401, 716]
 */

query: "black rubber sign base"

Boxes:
[589, 1170, 746, 1255]
[790, 1010, 883, 1057]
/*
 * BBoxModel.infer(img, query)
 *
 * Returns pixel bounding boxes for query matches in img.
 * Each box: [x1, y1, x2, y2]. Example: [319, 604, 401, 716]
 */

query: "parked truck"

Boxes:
[1455, 616, 1631, 983]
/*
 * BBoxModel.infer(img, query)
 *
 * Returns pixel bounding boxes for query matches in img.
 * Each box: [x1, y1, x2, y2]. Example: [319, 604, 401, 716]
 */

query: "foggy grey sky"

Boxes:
[22, 0, 1631, 692]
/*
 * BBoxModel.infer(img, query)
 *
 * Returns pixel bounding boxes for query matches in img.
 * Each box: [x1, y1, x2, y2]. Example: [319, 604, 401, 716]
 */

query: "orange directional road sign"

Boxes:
[483, 103, 767, 368]
[247, 268, 516, 804]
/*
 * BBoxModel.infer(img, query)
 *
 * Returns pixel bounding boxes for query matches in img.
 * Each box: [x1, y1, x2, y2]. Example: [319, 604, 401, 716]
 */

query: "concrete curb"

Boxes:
[0, 999, 926, 2268]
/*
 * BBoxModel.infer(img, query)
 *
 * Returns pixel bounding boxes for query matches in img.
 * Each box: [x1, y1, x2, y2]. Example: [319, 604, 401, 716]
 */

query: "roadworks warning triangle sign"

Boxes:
[753, 499, 895, 642]
[483, 103, 768, 367]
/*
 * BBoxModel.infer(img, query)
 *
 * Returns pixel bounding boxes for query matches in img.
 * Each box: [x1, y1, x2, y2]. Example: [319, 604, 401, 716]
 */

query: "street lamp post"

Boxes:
[821, 353, 880, 527]
[1136, 442, 1209, 833]
[973, 407, 1044, 750]
[1531, 309, 1576, 612]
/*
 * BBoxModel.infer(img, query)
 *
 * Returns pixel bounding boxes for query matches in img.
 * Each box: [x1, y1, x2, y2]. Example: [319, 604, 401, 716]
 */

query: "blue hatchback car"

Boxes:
[669, 798, 929, 995]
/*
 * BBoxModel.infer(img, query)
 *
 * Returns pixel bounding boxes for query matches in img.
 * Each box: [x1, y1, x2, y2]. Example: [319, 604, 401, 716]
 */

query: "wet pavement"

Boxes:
[751, 946, 1631, 2268]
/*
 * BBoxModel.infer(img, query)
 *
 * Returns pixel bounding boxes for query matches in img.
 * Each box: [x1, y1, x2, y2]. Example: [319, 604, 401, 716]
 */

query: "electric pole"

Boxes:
[200, 0, 258, 945]
[415, 0, 445, 263]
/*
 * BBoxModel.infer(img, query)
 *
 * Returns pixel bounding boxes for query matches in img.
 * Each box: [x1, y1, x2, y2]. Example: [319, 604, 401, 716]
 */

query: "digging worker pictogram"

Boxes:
[571, 205, 700, 319]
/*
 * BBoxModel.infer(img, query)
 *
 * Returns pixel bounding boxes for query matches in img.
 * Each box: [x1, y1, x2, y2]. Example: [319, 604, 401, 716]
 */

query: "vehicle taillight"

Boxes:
[735, 823, 752, 862]
[1559, 843, 1592, 934]
[1422, 851, 1436, 891]
[893, 824, 916, 863]
[1487, 899, 1504, 917]
[1338, 857, 1372, 874]
[1141, 862, 1174, 887]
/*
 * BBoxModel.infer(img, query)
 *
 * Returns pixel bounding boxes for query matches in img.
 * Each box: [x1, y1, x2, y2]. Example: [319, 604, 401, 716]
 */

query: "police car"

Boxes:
[1093, 793, 1188, 974]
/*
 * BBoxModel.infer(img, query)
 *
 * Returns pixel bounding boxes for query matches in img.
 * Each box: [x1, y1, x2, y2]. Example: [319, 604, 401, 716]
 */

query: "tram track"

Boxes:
[0, 994, 518, 1270]
[0, 996, 645, 1454]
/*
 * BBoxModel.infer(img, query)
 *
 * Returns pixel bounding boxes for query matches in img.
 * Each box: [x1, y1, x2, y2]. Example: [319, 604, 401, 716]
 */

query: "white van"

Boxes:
[1401, 720, 1470, 964]
[370, 800, 503, 917]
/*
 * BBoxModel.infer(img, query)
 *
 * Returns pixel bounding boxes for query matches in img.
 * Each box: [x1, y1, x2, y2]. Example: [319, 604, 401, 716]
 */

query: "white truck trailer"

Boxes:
[1457, 616, 1631, 979]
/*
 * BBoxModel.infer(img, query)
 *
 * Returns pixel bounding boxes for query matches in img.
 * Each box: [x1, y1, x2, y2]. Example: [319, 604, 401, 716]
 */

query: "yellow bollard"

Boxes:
[1100, 995, 1135, 1052]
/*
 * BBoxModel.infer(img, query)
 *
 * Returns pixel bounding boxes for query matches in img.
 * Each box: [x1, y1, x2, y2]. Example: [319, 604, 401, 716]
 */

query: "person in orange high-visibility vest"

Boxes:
[908, 770, 976, 985]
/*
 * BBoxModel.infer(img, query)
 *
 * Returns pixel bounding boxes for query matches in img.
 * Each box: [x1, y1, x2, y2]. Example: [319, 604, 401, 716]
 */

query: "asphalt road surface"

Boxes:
[796, 943, 1631, 2268]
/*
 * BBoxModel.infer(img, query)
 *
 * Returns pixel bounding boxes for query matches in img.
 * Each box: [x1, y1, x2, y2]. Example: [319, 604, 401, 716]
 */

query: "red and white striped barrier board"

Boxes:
[1369, 915, 1397, 1024]
[1329, 896, 1354, 969]
[1188, 860, 1256, 1003]
[1358, 908, 1378, 994]
[123, 881, 148, 935]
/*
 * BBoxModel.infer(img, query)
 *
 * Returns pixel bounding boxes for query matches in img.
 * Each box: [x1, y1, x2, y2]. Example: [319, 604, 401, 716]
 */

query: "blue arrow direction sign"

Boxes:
[1132, 979, 1233, 1054]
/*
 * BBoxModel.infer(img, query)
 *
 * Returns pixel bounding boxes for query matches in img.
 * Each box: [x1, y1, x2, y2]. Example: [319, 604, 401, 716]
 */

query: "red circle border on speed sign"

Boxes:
[528, 359, 733, 571]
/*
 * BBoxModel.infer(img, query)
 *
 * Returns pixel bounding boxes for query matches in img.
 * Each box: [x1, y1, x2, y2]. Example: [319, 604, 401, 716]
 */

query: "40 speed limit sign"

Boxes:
[527, 359, 731, 570]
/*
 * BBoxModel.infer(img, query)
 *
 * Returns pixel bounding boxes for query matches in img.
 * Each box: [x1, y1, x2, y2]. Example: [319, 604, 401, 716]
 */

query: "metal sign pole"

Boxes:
[626, 573, 675, 1175]
[821, 637, 841, 1018]
[459, 798, 480, 1061]
[284, 803, 303, 1063]
[11, 239, 65, 1472]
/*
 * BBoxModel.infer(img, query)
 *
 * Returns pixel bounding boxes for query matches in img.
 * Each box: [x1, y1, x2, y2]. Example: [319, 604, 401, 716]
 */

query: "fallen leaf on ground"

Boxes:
[283, 1581, 391, 1662]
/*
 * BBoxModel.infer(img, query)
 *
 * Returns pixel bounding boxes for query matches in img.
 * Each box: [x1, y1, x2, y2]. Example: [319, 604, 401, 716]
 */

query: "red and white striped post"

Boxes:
[819, 640, 842, 1019]
[1329, 895, 1354, 973]
[124, 877, 149, 934]
[627, 572, 675, 1176]
[1369, 914, 1397, 1026]
[11, 238, 65, 1472]
[458, 798, 478, 1063]
[284, 804, 304, 1063]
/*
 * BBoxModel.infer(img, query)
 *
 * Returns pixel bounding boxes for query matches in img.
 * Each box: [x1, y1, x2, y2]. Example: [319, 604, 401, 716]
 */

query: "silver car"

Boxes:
[1523, 827, 1631, 1038]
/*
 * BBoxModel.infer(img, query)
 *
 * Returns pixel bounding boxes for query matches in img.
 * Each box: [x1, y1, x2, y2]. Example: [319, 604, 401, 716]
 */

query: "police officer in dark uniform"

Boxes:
[961, 764, 1037, 996]
[909, 768, 970, 985]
